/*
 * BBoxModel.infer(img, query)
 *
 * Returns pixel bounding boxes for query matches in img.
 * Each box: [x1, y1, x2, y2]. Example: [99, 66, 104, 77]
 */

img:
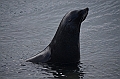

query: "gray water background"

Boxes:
[0, 0, 120, 79]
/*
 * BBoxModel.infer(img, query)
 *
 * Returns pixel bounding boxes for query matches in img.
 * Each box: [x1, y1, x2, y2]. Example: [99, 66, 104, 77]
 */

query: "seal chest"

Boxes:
[26, 8, 89, 64]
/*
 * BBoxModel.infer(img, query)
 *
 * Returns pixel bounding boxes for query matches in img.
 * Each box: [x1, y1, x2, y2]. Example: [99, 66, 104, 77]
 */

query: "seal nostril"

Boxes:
[86, 7, 89, 11]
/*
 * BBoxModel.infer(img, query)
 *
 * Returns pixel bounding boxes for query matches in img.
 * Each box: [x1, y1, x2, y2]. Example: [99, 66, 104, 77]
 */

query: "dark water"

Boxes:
[0, 0, 120, 79]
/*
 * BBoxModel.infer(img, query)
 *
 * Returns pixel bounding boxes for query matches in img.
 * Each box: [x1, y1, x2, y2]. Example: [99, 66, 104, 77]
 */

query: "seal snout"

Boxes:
[82, 7, 89, 13]
[85, 7, 89, 11]
[78, 7, 89, 22]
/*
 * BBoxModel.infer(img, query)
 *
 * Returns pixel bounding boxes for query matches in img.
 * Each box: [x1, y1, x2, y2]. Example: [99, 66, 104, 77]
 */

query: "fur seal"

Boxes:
[26, 8, 89, 64]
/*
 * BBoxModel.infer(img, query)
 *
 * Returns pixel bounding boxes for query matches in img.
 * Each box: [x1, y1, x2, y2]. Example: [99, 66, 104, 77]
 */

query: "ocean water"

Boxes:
[0, 0, 120, 79]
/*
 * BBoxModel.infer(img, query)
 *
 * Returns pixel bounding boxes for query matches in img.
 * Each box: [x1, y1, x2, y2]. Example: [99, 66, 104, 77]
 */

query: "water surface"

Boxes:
[0, 0, 120, 79]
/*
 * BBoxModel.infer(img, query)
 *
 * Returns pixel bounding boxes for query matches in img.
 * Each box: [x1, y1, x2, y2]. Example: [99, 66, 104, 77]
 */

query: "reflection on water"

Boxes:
[40, 63, 84, 79]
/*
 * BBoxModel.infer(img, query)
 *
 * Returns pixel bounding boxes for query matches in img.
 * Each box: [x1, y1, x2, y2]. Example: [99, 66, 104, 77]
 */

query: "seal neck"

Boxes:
[50, 27, 80, 49]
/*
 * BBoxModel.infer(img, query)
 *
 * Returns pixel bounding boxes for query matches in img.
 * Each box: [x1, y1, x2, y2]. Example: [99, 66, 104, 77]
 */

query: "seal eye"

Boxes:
[68, 18, 72, 22]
